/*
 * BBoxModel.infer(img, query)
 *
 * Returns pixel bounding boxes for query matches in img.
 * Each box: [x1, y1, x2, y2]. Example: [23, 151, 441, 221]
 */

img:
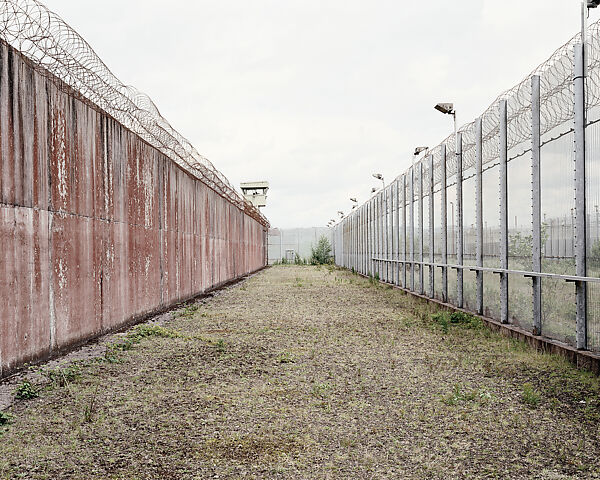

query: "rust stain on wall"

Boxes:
[0, 42, 268, 377]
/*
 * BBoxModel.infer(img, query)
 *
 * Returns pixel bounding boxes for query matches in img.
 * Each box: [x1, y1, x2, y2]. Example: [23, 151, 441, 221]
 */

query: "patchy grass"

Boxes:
[0, 265, 600, 479]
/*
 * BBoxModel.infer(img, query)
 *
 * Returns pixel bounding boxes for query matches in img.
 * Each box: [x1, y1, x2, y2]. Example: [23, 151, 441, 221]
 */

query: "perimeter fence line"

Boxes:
[334, 19, 600, 352]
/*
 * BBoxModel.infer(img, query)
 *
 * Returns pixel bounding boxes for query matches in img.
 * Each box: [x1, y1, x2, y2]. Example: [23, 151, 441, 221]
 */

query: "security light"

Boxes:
[372, 173, 383, 180]
[434, 102, 454, 115]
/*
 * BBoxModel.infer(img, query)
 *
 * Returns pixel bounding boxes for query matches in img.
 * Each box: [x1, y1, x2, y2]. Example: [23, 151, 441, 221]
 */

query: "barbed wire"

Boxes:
[0, 0, 269, 227]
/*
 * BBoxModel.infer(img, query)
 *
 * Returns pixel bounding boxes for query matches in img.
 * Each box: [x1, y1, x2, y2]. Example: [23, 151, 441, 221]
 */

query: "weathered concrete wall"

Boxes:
[0, 42, 268, 377]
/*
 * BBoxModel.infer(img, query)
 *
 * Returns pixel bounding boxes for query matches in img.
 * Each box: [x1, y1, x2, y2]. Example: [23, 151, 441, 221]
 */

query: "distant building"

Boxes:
[240, 181, 269, 208]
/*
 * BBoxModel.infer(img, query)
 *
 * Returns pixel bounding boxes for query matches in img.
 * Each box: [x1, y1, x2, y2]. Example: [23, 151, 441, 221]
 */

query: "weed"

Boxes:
[103, 346, 122, 364]
[431, 311, 483, 334]
[103, 324, 185, 361]
[441, 384, 493, 406]
[83, 386, 100, 423]
[521, 383, 541, 408]
[177, 304, 199, 318]
[432, 313, 450, 334]
[15, 380, 38, 400]
[278, 351, 295, 364]
[133, 324, 183, 339]
[215, 339, 227, 353]
[312, 383, 332, 399]
[374, 272, 380, 282]
[0, 411, 10, 426]
[41, 363, 82, 387]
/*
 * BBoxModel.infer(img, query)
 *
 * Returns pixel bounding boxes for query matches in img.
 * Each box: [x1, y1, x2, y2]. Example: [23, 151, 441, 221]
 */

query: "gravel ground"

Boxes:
[1, 265, 600, 479]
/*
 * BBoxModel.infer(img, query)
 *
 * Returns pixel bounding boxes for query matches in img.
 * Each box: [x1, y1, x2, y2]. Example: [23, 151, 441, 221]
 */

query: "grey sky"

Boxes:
[43, 0, 591, 228]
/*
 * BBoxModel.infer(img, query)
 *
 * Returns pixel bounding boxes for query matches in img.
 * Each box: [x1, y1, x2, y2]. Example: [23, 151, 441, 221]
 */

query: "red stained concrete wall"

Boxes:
[0, 42, 268, 377]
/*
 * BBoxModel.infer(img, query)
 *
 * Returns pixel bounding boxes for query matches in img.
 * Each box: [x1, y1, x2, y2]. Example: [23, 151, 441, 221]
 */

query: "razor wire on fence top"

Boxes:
[425, 20, 600, 186]
[0, 0, 269, 227]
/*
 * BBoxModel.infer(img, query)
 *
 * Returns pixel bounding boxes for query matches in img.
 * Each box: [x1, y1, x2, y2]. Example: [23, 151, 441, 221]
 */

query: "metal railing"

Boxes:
[333, 19, 600, 352]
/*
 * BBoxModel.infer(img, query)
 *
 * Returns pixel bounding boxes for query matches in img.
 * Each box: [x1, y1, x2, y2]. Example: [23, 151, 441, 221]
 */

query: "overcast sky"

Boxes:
[42, 0, 594, 228]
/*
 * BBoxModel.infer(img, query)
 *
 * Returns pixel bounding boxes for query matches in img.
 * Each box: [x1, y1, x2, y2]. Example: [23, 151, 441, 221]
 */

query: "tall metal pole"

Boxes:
[531, 75, 542, 335]
[394, 179, 400, 285]
[410, 165, 415, 291]
[362, 204, 366, 274]
[387, 186, 394, 283]
[402, 174, 407, 288]
[385, 186, 390, 282]
[377, 190, 383, 280]
[575, 42, 588, 349]
[367, 198, 375, 275]
[418, 161, 424, 294]
[456, 131, 464, 308]
[428, 154, 435, 298]
[499, 99, 509, 324]
[475, 117, 484, 315]
[441, 145, 448, 302]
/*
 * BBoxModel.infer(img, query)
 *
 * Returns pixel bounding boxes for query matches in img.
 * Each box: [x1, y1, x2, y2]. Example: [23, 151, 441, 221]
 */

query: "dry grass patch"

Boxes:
[0, 265, 599, 479]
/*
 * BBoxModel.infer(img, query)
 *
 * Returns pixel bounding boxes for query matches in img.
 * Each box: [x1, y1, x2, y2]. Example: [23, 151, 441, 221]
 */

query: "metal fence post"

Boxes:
[456, 132, 464, 308]
[353, 212, 356, 271]
[441, 145, 448, 302]
[418, 161, 424, 294]
[383, 187, 390, 283]
[499, 99, 509, 324]
[395, 179, 401, 286]
[373, 196, 377, 274]
[402, 174, 407, 288]
[476, 117, 484, 315]
[531, 75, 542, 336]
[380, 190, 383, 279]
[369, 198, 373, 275]
[410, 165, 415, 291]
[378, 193, 381, 278]
[574, 43, 588, 349]
[428, 154, 435, 298]
[393, 180, 398, 285]
[362, 204, 365, 274]
[389, 185, 394, 283]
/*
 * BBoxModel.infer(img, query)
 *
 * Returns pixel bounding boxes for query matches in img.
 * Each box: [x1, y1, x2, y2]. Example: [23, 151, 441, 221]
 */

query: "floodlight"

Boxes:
[372, 173, 383, 180]
[434, 103, 454, 115]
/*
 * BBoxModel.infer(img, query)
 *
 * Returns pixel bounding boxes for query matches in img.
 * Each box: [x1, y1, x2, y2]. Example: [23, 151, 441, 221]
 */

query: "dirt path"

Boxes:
[1, 265, 600, 479]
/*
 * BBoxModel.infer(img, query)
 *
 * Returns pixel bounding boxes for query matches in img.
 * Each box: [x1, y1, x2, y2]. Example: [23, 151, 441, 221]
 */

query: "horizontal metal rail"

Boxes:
[371, 257, 600, 283]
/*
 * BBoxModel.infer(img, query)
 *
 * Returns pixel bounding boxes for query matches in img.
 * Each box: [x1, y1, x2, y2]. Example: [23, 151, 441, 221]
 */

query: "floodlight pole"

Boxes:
[583, 2, 588, 76]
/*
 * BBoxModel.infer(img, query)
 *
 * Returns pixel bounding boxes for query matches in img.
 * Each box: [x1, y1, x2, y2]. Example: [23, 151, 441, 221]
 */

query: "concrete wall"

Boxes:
[0, 42, 268, 377]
